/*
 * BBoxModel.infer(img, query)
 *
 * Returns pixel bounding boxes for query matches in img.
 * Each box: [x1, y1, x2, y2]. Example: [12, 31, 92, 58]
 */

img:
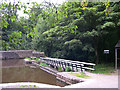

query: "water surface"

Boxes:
[1, 59, 56, 85]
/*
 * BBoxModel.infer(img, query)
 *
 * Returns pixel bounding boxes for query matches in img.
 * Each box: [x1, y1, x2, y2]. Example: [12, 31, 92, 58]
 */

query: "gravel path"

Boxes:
[64, 70, 118, 88]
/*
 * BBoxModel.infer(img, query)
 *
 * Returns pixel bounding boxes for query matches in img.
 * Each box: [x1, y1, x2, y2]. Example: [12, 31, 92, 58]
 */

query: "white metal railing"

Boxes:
[39, 57, 95, 72]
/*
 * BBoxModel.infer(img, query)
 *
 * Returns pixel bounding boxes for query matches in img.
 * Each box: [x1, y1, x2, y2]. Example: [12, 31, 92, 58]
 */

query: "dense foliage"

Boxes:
[1, 1, 120, 64]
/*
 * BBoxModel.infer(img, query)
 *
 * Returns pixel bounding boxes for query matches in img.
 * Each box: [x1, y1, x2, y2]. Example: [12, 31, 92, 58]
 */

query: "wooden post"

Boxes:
[115, 48, 117, 70]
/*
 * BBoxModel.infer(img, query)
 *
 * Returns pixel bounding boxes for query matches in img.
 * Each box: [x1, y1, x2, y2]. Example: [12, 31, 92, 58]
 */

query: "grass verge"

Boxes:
[90, 63, 115, 74]
[69, 72, 89, 78]
[25, 58, 40, 61]
[20, 85, 37, 88]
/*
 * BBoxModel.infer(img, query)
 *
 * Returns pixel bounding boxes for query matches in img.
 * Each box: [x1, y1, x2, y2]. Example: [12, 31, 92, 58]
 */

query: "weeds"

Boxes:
[65, 66, 72, 72]
[58, 66, 62, 72]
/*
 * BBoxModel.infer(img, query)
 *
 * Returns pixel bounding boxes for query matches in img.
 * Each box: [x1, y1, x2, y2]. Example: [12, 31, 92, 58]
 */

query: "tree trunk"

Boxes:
[95, 46, 99, 65]
[94, 37, 99, 65]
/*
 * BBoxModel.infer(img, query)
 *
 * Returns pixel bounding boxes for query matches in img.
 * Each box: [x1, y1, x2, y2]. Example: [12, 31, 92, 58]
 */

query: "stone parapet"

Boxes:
[32, 51, 44, 57]
[0, 50, 45, 60]
[0, 50, 33, 60]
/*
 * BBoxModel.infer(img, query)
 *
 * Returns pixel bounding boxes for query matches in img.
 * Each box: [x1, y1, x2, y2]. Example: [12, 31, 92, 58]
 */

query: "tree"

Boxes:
[39, 2, 120, 64]
[1, 1, 21, 50]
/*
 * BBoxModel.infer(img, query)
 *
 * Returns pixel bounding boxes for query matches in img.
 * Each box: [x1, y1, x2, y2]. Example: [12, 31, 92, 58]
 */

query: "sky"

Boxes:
[21, 0, 66, 4]
[6, 0, 66, 5]
[6, 0, 66, 17]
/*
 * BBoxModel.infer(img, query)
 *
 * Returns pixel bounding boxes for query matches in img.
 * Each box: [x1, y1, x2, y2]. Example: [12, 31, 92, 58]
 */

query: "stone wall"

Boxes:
[0, 50, 33, 60]
[32, 62, 83, 86]
[32, 51, 44, 57]
[0, 50, 45, 60]
[2, 59, 25, 67]
[56, 72, 84, 85]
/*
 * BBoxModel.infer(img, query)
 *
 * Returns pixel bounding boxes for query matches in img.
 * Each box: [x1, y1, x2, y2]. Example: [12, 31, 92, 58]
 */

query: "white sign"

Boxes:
[104, 50, 109, 54]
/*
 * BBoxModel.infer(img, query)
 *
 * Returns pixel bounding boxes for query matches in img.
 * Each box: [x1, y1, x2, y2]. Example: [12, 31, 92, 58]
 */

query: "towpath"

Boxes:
[64, 70, 119, 88]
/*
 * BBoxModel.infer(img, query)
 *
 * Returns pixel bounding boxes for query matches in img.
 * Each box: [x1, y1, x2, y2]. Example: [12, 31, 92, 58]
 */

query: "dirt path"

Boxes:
[64, 70, 118, 88]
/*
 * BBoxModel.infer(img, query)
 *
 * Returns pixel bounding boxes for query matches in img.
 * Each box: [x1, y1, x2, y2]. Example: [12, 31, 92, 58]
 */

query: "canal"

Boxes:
[1, 59, 60, 86]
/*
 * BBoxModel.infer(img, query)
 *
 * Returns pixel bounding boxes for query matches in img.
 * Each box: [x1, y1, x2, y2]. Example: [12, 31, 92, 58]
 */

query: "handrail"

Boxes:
[44, 57, 95, 65]
[41, 57, 95, 72]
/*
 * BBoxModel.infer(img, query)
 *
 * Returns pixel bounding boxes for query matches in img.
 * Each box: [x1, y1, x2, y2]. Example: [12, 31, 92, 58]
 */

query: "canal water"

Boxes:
[1, 59, 63, 86]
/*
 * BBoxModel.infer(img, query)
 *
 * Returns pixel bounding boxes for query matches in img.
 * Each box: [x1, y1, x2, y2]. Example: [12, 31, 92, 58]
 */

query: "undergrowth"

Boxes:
[90, 63, 115, 74]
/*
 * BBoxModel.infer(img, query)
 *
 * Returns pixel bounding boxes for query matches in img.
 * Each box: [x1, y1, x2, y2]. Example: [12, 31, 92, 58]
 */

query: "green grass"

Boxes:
[20, 85, 27, 87]
[40, 62, 49, 67]
[69, 72, 89, 78]
[90, 63, 115, 74]
[20, 85, 37, 88]
[35, 58, 40, 61]
[58, 66, 62, 72]
[25, 57, 40, 61]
